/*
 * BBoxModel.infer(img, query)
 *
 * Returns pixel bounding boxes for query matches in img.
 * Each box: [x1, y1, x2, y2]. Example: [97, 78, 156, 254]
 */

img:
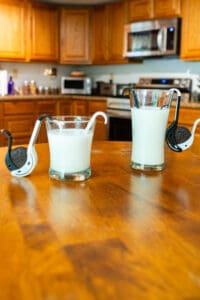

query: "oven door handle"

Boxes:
[157, 27, 167, 52]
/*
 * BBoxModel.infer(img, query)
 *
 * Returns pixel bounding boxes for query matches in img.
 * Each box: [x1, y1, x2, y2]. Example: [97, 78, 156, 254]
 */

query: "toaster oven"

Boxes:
[61, 76, 92, 95]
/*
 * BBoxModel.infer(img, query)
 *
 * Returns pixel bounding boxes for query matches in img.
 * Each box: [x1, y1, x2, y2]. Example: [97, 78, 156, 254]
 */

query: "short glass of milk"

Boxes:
[45, 116, 95, 181]
[131, 89, 171, 171]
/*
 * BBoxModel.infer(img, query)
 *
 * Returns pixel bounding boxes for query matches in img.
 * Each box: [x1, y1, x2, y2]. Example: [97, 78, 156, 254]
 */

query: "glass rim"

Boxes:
[46, 115, 90, 123]
[134, 88, 170, 93]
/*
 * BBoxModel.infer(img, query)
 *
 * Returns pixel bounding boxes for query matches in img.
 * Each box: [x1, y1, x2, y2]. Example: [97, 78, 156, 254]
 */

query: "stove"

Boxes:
[107, 97, 131, 117]
[136, 77, 192, 102]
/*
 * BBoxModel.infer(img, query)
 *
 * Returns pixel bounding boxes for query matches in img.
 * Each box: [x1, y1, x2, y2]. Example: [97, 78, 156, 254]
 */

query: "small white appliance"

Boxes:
[0, 70, 8, 96]
[61, 76, 92, 95]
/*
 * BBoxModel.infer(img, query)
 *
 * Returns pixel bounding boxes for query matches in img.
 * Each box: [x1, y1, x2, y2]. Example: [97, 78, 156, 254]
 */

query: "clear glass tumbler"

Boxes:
[131, 89, 171, 171]
[46, 116, 95, 181]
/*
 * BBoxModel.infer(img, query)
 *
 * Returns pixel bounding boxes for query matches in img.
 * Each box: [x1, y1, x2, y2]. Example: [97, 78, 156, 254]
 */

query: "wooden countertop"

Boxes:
[0, 141, 200, 299]
[0, 94, 200, 108]
[0, 94, 107, 102]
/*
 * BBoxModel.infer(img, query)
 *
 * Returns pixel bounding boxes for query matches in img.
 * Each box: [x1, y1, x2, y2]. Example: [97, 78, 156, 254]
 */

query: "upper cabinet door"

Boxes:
[91, 2, 128, 64]
[30, 3, 59, 62]
[0, 0, 28, 61]
[154, 0, 181, 18]
[128, 0, 154, 22]
[128, 0, 180, 22]
[106, 1, 128, 63]
[181, 0, 200, 60]
[91, 5, 108, 64]
[60, 8, 91, 64]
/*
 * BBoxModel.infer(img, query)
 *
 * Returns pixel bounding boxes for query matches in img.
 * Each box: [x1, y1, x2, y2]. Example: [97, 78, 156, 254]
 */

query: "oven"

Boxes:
[107, 97, 132, 141]
[136, 77, 192, 103]
[107, 77, 192, 141]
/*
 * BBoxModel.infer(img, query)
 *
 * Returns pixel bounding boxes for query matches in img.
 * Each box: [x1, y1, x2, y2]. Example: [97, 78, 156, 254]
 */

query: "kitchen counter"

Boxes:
[0, 94, 108, 101]
[0, 94, 200, 108]
[0, 141, 200, 299]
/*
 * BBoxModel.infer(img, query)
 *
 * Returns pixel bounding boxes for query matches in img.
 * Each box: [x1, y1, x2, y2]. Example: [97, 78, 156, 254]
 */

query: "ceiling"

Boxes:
[37, 0, 119, 4]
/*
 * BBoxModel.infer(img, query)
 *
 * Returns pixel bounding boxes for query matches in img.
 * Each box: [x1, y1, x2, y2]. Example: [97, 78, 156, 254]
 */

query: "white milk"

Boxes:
[47, 128, 93, 173]
[131, 107, 169, 166]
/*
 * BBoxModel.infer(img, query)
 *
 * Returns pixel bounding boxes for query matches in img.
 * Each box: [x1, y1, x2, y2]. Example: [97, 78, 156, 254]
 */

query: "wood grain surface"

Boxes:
[0, 141, 200, 300]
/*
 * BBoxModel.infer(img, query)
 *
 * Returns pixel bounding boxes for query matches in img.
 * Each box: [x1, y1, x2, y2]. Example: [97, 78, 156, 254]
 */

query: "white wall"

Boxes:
[80, 58, 200, 91]
[1, 57, 200, 91]
[0, 62, 73, 90]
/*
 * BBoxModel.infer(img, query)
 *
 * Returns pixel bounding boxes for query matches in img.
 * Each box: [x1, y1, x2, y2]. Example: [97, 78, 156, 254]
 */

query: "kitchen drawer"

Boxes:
[36, 100, 57, 116]
[88, 100, 107, 115]
[3, 101, 35, 115]
[73, 100, 88, 115]
[59, 100, 74, 115]
[3, 116, 35, 145]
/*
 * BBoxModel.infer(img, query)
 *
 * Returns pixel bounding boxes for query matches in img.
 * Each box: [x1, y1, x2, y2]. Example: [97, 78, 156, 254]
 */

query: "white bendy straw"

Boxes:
[85, 111, 107, 133]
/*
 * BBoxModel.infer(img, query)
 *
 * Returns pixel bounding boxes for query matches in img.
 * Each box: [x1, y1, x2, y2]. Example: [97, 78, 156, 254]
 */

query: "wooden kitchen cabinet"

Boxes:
[36, 100, 58, 143]
[2, 100, 35, 145]
[0, 0, 28, 61]
[168, 106, 200, 134]
[127, 0, 180, 22]
[88, 100, 107, 140]
[0, 103, 3, 146]
[30, 2, 59, 62]
[91, 5, 107, 64]
[127, 0, 153, 22]
[59, 99, 74, 115]
[180, 0, 200, 60]
[73, 99, 88, 115]
[0, 97, 108, 146]
[168, 105, 200, 154]
[3, 116, 35, 146]
[106, 1, 129, 64]
[92, 1, 128, 64]
[59, 98, 88, 115]
[36, 100, 58, 117]
[60, 7, 91, 64]
[154, 0, 181, 18]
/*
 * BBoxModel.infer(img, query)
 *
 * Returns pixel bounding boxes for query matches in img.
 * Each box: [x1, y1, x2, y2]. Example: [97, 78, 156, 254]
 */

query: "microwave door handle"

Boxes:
[157, 27, 167, 51]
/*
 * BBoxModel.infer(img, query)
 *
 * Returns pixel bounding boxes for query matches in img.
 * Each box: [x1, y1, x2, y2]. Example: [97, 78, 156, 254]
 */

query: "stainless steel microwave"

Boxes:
[61, 76, 92, 95]
[123, 18, 181, 58]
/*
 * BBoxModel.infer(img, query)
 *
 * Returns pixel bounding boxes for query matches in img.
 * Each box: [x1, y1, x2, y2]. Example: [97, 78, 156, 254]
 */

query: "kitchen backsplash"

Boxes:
[0, 62, 74, 93]
[1, 57, 200, 94]
[81, 58, 200, 93]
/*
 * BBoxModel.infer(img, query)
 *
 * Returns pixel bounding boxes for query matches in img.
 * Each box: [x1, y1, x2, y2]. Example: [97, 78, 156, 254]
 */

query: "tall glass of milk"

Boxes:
[130, 89, 171, 171]
[45, 115, 99, 181]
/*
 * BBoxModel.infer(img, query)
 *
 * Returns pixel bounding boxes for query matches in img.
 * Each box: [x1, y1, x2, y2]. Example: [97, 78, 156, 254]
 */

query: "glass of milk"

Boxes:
[46, 116, 96, 181]
[131, 89, 171, 171]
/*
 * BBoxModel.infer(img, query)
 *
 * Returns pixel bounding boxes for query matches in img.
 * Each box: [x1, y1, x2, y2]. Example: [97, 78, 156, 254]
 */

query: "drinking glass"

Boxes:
[46, 116, 95, 181]
[131, 89, 171, 171]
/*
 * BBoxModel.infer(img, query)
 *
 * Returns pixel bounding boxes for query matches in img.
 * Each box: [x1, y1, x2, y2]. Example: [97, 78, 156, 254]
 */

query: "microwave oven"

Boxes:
[61, 76, 92, 95]
[123, 18, 181, 58]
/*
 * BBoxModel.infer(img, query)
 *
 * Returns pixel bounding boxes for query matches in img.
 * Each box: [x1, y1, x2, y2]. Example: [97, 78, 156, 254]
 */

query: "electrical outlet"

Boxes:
[12, 68, 18, 79]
